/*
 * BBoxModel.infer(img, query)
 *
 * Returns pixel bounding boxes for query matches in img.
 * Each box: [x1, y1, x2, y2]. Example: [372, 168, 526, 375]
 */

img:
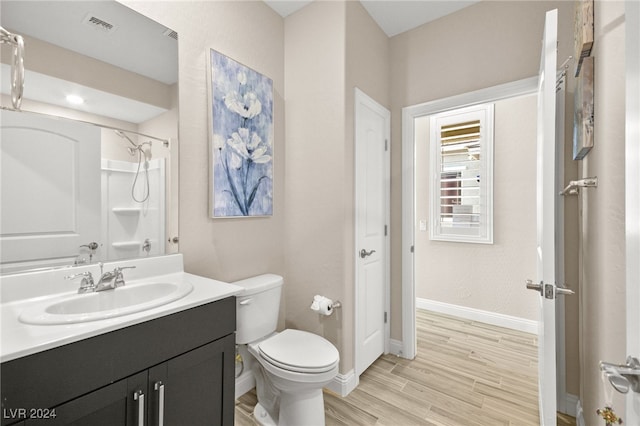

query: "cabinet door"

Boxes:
[22, 371, 147, 426]
[148, 334, 235, 426]
[25, 372, 147, 426]
[126, 371, 149, 426]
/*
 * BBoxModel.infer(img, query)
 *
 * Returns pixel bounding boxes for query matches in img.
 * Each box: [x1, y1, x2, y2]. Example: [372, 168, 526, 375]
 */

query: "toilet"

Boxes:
[234, 274, 339, 426]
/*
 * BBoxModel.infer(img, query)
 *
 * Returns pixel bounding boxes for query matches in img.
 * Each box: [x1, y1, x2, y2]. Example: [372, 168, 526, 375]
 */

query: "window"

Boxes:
[429, 104, 494, 243]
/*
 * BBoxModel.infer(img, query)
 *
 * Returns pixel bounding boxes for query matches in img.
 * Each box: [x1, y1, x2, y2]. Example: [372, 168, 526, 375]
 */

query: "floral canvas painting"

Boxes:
[208, 49, 273, 217]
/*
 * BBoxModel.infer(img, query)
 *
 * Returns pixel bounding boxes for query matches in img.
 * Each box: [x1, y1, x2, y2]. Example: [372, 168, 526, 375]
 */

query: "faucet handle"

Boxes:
[65, 271, 95, 293]
[65, 271, 93, 281]
[114, 266, 136, 287]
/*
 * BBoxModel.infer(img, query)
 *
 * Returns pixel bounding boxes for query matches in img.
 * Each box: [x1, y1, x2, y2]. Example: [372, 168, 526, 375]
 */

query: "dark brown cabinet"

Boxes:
[148, 337, 233, 426]
[2, 297, 236, 426]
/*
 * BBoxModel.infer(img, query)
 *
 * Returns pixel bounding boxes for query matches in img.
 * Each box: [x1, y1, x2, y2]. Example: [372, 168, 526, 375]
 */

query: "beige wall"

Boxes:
[114, 2, 634, 420]
[125, 0, 389, 376]
[389, 0, 580, 396]
[283, 0, 390, 374]
[579, 1, 627, 423]
[283, 0, 348, 368]
[122, 1, 287, 284]
[414, 94, 538, 321]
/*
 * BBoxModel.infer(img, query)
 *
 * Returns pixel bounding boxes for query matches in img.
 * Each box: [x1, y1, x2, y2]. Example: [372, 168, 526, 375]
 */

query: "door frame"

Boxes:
[401, 77, 538, 360]
[626, 1, 640, 423]
[354, 88, 391, 377]
[555, 73, 569, 415]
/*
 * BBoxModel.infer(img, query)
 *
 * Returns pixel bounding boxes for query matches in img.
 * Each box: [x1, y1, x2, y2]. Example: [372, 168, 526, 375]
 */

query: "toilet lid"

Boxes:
[258, 329, 339, 373]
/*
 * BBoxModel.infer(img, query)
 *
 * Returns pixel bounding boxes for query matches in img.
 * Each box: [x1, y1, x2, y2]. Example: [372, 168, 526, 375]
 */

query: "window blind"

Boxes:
[429, 104, 494, 244]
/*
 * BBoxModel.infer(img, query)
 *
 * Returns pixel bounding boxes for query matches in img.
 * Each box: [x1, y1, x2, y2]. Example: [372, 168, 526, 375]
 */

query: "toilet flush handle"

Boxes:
[239, 298, 252, 305]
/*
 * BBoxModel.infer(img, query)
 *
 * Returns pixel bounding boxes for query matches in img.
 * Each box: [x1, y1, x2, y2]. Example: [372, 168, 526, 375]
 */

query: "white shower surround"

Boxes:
[101, 158, 165, 261]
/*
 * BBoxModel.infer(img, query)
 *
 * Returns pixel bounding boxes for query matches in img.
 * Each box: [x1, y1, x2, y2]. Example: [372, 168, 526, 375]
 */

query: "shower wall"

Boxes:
[101, 158, 165, 261]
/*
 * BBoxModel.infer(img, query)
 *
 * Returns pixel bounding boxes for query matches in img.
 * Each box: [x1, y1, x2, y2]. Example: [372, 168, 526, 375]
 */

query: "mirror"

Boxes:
[0, 1, 179, 274]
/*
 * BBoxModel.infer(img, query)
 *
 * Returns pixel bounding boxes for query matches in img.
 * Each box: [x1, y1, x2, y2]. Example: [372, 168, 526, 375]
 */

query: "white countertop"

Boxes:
[0, 255, 243, 363]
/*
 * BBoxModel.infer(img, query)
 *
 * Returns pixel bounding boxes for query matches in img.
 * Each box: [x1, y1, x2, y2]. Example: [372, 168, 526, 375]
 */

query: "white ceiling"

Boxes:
[264, 0, 480, 37]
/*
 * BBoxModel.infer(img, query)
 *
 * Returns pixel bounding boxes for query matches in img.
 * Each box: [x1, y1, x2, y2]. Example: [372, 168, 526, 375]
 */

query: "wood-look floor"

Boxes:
[235, 309, 577, 426]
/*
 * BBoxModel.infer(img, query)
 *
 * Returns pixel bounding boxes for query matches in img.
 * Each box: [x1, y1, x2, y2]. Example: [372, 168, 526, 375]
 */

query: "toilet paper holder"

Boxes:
[310, 295, 341, 315]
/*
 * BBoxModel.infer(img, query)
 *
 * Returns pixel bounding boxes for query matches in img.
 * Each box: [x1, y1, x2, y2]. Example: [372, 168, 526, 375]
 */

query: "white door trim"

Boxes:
[354, 87, 391, 375]
[555, 74, 571, 415]
[537, 10, 559, 423]
[401, 77, 538, 360]
[626, 1, 640, 423]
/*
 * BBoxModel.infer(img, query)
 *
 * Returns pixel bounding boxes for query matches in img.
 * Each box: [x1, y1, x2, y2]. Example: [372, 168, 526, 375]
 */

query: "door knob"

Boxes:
[555, 286, 575, 296]
[526, 279, 574, 299]
[525, 279, 543, 295]
[360, 249, 376, 259]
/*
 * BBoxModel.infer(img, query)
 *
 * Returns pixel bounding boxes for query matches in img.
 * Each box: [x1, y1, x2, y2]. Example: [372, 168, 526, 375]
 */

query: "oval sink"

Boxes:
[19, 281, 193, 325]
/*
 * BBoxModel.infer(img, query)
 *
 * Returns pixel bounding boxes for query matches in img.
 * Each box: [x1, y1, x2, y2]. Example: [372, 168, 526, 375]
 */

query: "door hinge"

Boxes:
[384, 312, 388, 323]
[384, 225, 388, 236]
[410, 245, 414, 253]
[385, 139, 388, 151]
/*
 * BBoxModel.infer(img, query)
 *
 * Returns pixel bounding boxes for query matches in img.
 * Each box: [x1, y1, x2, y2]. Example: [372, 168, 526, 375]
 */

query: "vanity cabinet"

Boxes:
[1, 297, 236, 426]
[23, 371, 147, 426]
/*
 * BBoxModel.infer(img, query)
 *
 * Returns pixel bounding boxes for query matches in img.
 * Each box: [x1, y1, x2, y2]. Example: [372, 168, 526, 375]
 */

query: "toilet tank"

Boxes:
[233, 274, 283, 344]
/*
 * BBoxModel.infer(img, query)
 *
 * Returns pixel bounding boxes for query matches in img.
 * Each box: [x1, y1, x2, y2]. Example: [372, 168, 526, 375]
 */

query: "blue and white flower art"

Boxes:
[209, 49, 273, 217]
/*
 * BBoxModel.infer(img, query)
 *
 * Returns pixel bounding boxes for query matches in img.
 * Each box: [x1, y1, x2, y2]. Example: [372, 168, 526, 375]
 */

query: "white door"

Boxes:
[0, 110, 101, 271]
[529, 8, 560, 425]
[355, 88, 390, 376]
[626, 1, 640, 423]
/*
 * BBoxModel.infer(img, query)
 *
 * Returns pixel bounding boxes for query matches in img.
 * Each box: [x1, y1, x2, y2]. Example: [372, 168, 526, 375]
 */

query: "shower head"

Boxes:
[114, 129, 138, 149]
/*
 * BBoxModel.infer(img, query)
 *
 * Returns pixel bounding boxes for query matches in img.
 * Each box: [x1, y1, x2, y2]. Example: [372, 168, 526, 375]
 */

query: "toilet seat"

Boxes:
[258, 329, 339, 374]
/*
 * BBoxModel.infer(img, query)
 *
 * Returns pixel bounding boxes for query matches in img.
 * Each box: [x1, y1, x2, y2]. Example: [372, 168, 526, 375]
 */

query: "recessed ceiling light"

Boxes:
[66, 94, 84, 105]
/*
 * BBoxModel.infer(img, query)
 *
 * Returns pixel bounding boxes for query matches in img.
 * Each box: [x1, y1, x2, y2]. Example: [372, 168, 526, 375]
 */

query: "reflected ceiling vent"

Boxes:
[82, 14, 117, 34]
[163, 28, 178, 41]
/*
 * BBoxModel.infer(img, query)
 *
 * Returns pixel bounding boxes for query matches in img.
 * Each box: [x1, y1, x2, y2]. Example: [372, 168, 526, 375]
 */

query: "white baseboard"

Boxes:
[388, 339, 404, 357]
[416, 298, 538, 334]
[326, 369, 358, 397]
[237, 369, 359, 399]
[235, 371, 255, 399]
[576, 399, 585, 426]
[563, 393, 578, 417]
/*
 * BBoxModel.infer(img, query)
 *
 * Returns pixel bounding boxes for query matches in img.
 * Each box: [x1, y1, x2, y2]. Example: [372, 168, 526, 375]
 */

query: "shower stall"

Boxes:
[101, 157, 165, 261]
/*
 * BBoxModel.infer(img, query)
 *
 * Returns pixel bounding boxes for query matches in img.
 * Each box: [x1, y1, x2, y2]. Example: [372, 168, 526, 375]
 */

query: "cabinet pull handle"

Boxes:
[134, 390, 145, 426]
[154, 381, 165, 426]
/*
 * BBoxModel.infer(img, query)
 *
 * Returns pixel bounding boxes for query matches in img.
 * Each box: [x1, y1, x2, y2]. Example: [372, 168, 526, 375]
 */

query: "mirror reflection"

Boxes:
[0, 1, 179, 274]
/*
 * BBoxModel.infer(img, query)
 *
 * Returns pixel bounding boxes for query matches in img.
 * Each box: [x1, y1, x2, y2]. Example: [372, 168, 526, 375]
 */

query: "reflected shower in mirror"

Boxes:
[0, 1, 179, 274]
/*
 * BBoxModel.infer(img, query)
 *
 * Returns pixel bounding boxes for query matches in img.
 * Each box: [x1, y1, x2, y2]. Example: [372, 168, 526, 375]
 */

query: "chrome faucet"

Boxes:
[95, 262, 136, 291]
[65, 263, 136, 293]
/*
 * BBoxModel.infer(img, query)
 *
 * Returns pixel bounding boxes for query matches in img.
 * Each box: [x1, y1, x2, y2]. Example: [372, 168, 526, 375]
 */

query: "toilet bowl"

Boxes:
[234, 274, 339, 426]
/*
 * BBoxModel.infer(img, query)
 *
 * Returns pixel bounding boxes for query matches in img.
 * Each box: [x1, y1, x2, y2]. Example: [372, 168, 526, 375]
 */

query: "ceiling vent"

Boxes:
[163, 28, 178, 41]
[82, 13, 117, 34]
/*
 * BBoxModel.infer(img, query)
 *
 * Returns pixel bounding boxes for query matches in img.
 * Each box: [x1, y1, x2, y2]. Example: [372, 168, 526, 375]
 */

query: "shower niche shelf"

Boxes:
[112, 241, 141, 250]
[112, 207, 142, 215]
